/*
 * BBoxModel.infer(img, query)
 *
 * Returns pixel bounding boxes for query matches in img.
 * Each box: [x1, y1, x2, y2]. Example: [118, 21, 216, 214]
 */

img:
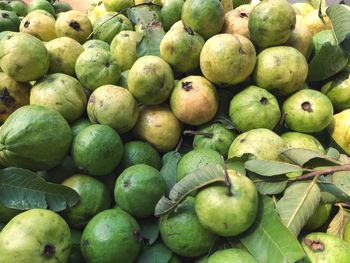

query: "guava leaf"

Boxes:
[326, 147, 341, 160]
[139, 218, 159, 245]
[249, 174, 288, 195]
[317, 174, 350, 203]
[276, 181, 321, 236]
[0, 167, 80, 212]
[332, 171, 350, 196]
[154, 163, 225, 217]
[240, 195, 305, 263]
[327, 206, 350, 238]
[160, 151, 181, 195]
[245, 160, 303, 176]
[137, 241, 173, 263]
[212, 113, 236, 130]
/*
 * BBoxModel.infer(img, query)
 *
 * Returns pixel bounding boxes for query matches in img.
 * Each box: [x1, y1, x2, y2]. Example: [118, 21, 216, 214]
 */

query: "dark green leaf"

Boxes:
[249, 174, 288, 195]
[276, 181, 321, 236]
[340, 33, 350, 54]
[127, 4, 161, 26]
[317, 175, 350, 203]
[137, 241, 173, 263]
[326, 147, 341, 160]
[212, 113, 236, 130]
[245, 160, 303, 176]
[0, 167, 80, 212]
[327, 206, 350, 238]
[136, 28, 165, 57]
[160, 151, 181, 195]
[139, 218, 159, 245]
[240, 195, 305, 263]
[332, 171, 350, 196]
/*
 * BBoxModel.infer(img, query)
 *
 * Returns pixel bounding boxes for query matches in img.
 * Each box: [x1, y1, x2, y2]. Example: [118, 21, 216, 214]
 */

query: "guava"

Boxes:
[103, 0, 133, 12]
[303, 202, 332, 231]
[292, 2, 314, 16]
[87, 84, 139, 133]
[20, 10, 56, 41]
[0, 105, 72, 171]
[195, 170, 258, 236]
[128, 56, 174, 105]
[0, 72, 30, 123]
[81, 208, 141, 263]
[160, 0, 184, 31]
[181, 0, 225, 39]
[193, 123, 237, 157]
[160, 197, 217, 257]
[0, 32, 50, 81]
[248, 0, 296, 48]
[115, 164, 165, 218]
[328, 109, 350, 155]
[200, 33, 256, 86]
[133, 105, 182, 153]
[53, 1, 72, 13]
[344, 220, 350, 243]
[38, 156, 77, 184]
[45, 37, 84, 76]
[0, 10, 20, 32]
[110, 30, 142, 71]
[282, 89, 334, 133]
[160, 26, 204, 73]
[93, 12, 133, 44]
[229, 85, 281, 132]
[0, 209, 71, 263]
[170, 75, 218, 125]
[61, 174, 111, 228]
[30, 73, 87, 123]
[70, 118, 92, 138]
[27, 0, 55, 16]
[302, 232, 350, 263]
[301, 9, 332, 36]
[207, 248, 257, 263]
[281, 132, 325, 154]
[0, 1, 13, 11]
[121, 141, 162, 170]
[75, 48, 121, 91]
[222, 4, 253, 39]
[83, 39, 110, 51]
[0, 204, 20, 223]
[55, 10, 93, 44]
[86, 1, 108, 25]
[253, 46, 308, 96]
[228, 128, 283, 160]
[118, 69, 129, 88]
[8, 1, 27, 17]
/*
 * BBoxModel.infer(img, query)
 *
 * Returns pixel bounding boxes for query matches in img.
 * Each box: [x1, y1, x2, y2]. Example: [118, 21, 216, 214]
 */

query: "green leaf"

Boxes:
[212, 113, 236, 130]
[317, 175, 350, 203]
[332, 171, 350, 197]
[136, 28, 165, 57]
[276, 181, 321, 236]
[249, 174, 288, 195]
[240, 195, 305, 263]
[160, 151, 181, 195]
[327, 206, 350, 238]
[245, 160, 303, 176]
[225, 159, 246, 176]
[326, 147, 341, 160]
[0, 167, 80, 212]
[139, 218, 159, 245]
[154, 164, 225, 217]
[136, 241, 173, 263]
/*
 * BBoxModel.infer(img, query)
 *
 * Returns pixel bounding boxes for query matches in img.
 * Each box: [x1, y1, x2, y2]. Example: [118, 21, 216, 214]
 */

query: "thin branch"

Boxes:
[289, 164, 350, 181]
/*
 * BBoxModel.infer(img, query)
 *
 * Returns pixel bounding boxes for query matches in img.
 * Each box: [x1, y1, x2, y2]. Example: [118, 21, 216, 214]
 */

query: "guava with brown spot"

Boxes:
[0, 32, 50, 82]
[133, 105, 182, 153]
[87, 84, 139, 133]
[302, 232, 350, 263]
[0, 72, 30, 123]
[282, 89, 334, 133]
[0, 209, 71, 263]
[253, 46, 308, 96]
[160, 0, 184, 31]
[30, 73, 87, 123]
[20, 10, 56, 41]
[55, 10, 93, 44]
[248, 0, 296, 48]
[128, 56, 174, 105]
[170, 75, 219, 125]
[228, 128, 283, 160]
[195, 170, 258, 236]
[45, 37, 84, 76]
[222, 4, 253, 39]
[200, 33, 256, 86]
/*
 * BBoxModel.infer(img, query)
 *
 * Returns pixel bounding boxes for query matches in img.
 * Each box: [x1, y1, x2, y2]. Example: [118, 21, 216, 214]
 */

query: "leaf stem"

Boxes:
[183, 130, 214, 138]
[289, 164, 350, 181]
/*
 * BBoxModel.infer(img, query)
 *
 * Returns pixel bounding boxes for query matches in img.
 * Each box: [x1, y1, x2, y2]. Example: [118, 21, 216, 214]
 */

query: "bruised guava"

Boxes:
[20, 10, 56, 41]
[170, 75, 219, 125]
[87, 84, 139, 133]
[45, 37, 84, 76]
[160, 0, 184, 31]
[222, 4, 253, 39]
[303, 202, 332, 231]
[160, 26, 205, 73]
[200, 33, 256, 86]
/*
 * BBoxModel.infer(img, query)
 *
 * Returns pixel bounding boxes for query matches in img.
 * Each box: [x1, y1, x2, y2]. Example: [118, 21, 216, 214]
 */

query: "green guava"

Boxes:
[53, 1, 72, 14]
[118, 69, 129, 88]
[160, 0, 184, 31]
[20, 10, 56, 41]
[195, 170, 258, 236]
[222, 4, 253, 39]
[70, 118, 92, 138]
[0, 10, 20, 32]
[200, 33, 256, 86]
[27, 0, 55, 16]
[8, 1, 27, 17]
[208, 248, 257, 263]
[82, 39, 110, 51]
[281, 132, 325, 154]
[329, 109, 350, 155]
[303, 202, 332, 231]
[87, 84, 139, 133]
[103, 0, 133, 12]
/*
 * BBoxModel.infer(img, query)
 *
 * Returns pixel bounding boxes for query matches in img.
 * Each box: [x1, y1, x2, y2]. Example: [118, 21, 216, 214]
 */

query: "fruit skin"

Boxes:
[9, 1, 28, 17]
[160, 26, 205, 73]
[170, 75, 219, 125]
[160, 0, 184, 31]
[0, 105, 72, 171]
[282, 89, 334, 133]
[0, 72, 30, 123]
[200, 33, 256, 86]
[103, 0, 133, 12]
[343, 220, 350, 243]
[0, 209, 71, 263]
[229, 85, 281, 132]
[160, 197, 217, 257]
[303, 203, 332, 231]
[114, 164, 165, 218]
[30, 73, 87, 123]
[61, 174, 111, 229]
[302, 232, 350, 263]
[71, 124, 123, 176]
[53, 1, 72, 13]
[71, 118, 92, 138]
[193, 123, 237, 157]
[253, 46, 308, 96]
[0, 32, 50, 82]
[128, 56, 174, 105]
[195, 170, 258, 236]
[0, 10, 20, 32]
[27, 0, 55, 16]
[328, 109, 350, 155]
[228, 128, 283, 160]
[87, 84, 139, 133]
[281, 132, 325, 154]
[222, 4, 253, 39]
[248, 0, 296, 48]
[292, 2, 313, 16]
[301, 9, 332, 36]
[181, 0, 225, 40]
[133, 105, 182, 153]
[81, 208, 141, 263]
[207, 248, 258, 263]
[83, 39, 110, 51]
